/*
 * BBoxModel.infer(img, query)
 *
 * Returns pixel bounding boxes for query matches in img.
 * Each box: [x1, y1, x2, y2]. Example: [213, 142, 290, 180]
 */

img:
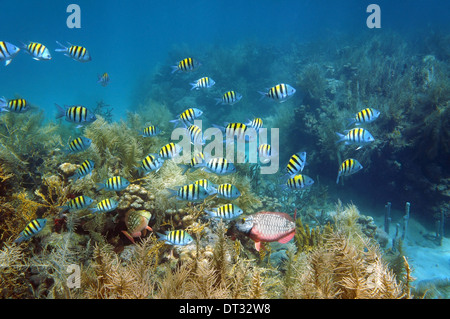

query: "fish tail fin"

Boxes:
[257, 91, 267, 101]
[96, 183, 105, 191]
[171, 66, 178, 74]
[55, 103, 66, 119]
[14, 235, 25, 244]
[166, 188, 178, 198]
[347, 118, 356, 127]
[336, 173, 341, 184]
[155, 232, 166, 241]
[0, 97, 7, 108]
[189, 82, 198, 90]
[178, 164, 190, 175]
[335, 132, 345, 144]
[54, 41, 67, 52]
[214, 98, 222, 105]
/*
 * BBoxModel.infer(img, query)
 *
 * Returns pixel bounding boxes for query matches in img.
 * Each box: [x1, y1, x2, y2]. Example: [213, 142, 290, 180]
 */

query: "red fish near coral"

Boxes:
[235, 210, 296, 251]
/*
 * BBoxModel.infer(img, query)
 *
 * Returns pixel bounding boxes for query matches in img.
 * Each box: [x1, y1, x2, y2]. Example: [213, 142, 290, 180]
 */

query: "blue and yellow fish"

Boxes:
[259, 83, 296, 103]
[0, 98, 30, 113]
[22, 42, 51, 60]
[69, 160, 95, 182]
[285, 151, 307, 176]
[14, 219, 47, 244]
[205, 204, 243, 220]
[216, 183, 241, 200]
[59, 195, 94, 212]
[167, 183, 210, 202]
[97, 72, 110, 87]
[158, 142, 182, 159]
[141, 125, 161, 137]
[336, 158, 363, 184]
[0, 41, 20, 66]
[201, 157, 236, 175]
[90, 198, 118, 214]
[193, 179, 217, 195]
[190, 76, 215, 90]
[286, 174, 314, 190]
[156, 230, 194, 246]
[348, 108, 381, 126]
[55, 41, 91, 62]
[216, 90, 242, 105]
[336, 127, 375, 150]
[171, 57, 201, 73]
[135, 154, 164, 175]
[246, 117, 263, 131]
[178, 152, 205, 175]
[67, 136, 92, 153]
[170, 108, 203, 128]
[55, 104, 97, 126]
[97, 176, 130, 191]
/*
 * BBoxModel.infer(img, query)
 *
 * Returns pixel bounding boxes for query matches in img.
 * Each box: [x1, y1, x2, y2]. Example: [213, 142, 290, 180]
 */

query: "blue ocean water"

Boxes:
[1, 0, 448, 121]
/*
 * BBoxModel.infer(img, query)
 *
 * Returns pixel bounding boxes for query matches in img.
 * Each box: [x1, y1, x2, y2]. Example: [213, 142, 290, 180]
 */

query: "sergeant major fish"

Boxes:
[59, 195, 94, 212]
[156, 230, 194, 246]
[135, 154, 164, 175]
[178, 152, 205, 175]
[167, 183, 210, 202]
[97, 176, 130, 191]
[97, 72, 110, 87]
[141, 125, 161, 137]
[170, 108, 203, 128]
[67, 136, 92, 154]
[0, 98, 30, 113]
[55, 104, 97, 127]
[215, 91, 242, 105]
[22, 42, 51, 60]
[68, 159, 95, 182]
[348, 108, 380, 127]
[158, 142, 183, 159]
[55, 41, 91, 62]
[336, 127, 375, 150]
[259, 83, 296, 103]
[190, 76, 215, 90]
[216, 183, 241, 200]
[201, 157, 236, 175]
[171, 57, 201, 73]
[90, 198, 118, 214]
[336, 158, 363, 184]
[285, 174, 314, 190]
[205, 203, 243, 221]
[235, 210, 296, 252]
[0, 41, 20, 66]
[14, 219, 47, 244]
[285, 151, 307, 176]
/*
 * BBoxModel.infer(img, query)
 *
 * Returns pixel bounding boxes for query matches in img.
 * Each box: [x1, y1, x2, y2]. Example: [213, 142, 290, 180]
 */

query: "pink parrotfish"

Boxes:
[235, 210, 296, 251]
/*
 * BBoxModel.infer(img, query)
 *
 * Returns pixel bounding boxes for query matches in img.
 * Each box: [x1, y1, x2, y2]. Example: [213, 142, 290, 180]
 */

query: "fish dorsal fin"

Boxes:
[278, 232, 295, 244]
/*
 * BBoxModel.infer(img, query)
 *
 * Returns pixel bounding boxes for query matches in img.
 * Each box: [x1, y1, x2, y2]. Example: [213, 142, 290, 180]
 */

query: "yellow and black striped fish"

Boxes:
[170, 108, 203, 127]
[246, 117, 263, 131]
[97, 176, 130, 191]
[286, 174, 314, 190]
[190, 76, 215, 90]
[90, 198, 118, 214]
[136, 154, 163, 175]
[55, 104, 97, 124]
[336, 158, 363, 184]
[187, 124, 205, 145]
[259, 83, 296, 102]
[0, 41, 20, 66]
[348, 108, 381, 126]
[216, 183, 241, 200]
[23, 42, 51, 60]
[194, 178, 217, 195]
[59, 195, 94, 212]
[69, 159, 95, 181]
[171, 57, 201, 73]
[179, 152, 205, 175]
[286, 151, 307, 176]
[159, 142, 182, 159]
[205, 203, 243, 220]
[55, 41, 91, 62]
[204, 157, 236, 175]
[68, 136, 92, 153]
[141, 125, 161, 137]
[168, 183, 210, 202]
[336, 127, 375, 150]
[0, 98, 29, 113]
[14, 219, 47, 243]
[224, 122, 256, 142]
[97, 72, 110, 87]
[157, 230, 194, 246]
[216, 90, 243, 105]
